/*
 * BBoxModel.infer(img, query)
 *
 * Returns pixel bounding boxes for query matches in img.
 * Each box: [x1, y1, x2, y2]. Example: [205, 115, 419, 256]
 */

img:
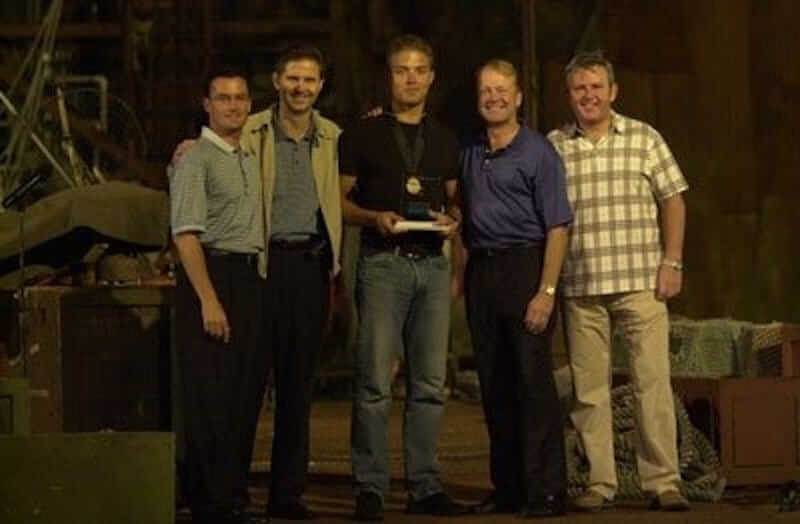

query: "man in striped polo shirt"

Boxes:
[170, 67, 266, 524]
[548, 51, 690, 513]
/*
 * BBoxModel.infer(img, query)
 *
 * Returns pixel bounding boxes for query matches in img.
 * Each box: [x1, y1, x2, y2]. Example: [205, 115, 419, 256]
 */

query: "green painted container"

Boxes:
[0, 378, 30, 435]
[0, 432, 175, 524]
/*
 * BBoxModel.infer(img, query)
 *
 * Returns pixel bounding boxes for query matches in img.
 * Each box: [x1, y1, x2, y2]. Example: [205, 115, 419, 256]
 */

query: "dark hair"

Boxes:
[386, 34, 435, 69]
[274, 44, 327, 78]
[204, 65, 249, 96]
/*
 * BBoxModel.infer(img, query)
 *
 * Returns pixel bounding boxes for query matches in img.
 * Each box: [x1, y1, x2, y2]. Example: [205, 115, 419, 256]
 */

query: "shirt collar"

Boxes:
[480, 123, 528, 156]
[271, 105, 318, 143]
[565, 110, 625, 138]
[201, 126, 240, 154]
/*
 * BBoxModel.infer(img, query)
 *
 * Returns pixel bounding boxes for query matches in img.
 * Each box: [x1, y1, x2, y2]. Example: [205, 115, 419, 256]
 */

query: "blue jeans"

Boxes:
[351, 250, 450, 501]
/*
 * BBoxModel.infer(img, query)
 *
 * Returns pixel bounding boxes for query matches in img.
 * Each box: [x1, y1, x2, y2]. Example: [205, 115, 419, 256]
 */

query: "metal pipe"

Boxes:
[52, 74, 109, 182]
[0, 90, 76, 192]
[54, 75, 108, 132]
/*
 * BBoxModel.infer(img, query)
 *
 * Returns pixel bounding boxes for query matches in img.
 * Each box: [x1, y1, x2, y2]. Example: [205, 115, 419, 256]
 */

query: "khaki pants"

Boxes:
[563, 291, 680, 498]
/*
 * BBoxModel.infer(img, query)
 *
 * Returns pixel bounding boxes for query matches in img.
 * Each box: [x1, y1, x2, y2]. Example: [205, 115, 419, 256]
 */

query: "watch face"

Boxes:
[544, 286, 556, 296]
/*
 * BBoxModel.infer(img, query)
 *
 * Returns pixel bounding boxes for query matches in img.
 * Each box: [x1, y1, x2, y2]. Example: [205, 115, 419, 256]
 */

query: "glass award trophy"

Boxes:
[394, 171, 447, 232]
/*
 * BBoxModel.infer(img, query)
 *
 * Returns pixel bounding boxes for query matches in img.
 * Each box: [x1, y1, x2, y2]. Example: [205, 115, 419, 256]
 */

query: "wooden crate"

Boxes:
[675, 376, 800, 485]
[0, 286, 174, 432]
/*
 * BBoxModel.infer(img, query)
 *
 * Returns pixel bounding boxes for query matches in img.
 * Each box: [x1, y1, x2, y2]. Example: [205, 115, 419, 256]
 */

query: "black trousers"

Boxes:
[263, 243, 331, 504]
[464, 245, 566, 503]
[175, 253, 268, 518]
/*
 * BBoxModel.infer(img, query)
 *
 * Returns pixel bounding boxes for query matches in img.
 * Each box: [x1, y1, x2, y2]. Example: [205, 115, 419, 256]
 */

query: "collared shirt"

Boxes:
[240, 107, 342, 277]
[170, 126, 264, 254]
[460, 125, 573, 249]
[547, 111, 688, 297]
[270, 113, 321, 239]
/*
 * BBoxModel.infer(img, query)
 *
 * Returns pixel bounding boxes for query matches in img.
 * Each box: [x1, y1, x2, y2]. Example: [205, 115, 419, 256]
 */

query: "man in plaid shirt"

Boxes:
[548, 51, 690, 512]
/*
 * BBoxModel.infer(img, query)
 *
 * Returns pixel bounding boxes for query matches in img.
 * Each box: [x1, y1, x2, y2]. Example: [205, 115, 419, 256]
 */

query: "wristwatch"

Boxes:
[541, 285, 556, 297]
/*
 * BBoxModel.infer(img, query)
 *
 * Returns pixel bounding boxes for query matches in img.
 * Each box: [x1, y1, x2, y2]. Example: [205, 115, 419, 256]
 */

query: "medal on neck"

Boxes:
[405, 172, 422, 196]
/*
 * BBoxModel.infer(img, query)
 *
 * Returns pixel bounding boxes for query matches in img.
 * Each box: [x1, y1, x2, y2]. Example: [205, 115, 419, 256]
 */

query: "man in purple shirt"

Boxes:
[454, 59, 573, 518]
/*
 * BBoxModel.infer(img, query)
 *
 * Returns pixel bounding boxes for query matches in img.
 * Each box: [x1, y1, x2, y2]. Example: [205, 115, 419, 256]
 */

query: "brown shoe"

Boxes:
[572, 489, 613, 512]
[650, 490, 689, 512]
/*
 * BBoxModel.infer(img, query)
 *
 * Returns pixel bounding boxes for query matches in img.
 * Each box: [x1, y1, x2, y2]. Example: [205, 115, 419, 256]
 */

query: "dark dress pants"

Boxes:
[464, 245, 567, 505]
[263, 243, 331, 504]
[175, 253, 268, 520]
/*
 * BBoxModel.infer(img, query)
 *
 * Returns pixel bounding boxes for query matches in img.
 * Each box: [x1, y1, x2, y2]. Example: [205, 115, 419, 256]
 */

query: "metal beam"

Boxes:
[521, 0, 538, 128]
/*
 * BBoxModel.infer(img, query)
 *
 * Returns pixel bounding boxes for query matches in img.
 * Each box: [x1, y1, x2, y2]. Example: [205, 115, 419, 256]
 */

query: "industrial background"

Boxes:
[1, 1, 799, 523]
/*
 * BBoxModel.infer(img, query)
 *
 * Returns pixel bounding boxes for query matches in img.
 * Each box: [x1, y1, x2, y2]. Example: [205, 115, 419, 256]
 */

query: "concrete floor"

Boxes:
[183, 399, 792, 523]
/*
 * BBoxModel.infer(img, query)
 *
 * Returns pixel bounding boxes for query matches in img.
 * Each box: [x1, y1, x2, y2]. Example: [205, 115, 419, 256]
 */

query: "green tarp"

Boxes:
[0, 181, 169, 284]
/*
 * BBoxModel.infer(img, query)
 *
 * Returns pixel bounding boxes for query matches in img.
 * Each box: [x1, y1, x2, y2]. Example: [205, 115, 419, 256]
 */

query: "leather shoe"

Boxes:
[353, 491, 383, 522]
[407, 491, 470, 516]
[267, 499, 314, 520]
[192, 509, 243, 524]
[519, 495, 567, 518]
[471, 491, 521, 514]
[353, 491, 383, 521]
[572, 489, 614, 512]
[649, 490, 689, 512]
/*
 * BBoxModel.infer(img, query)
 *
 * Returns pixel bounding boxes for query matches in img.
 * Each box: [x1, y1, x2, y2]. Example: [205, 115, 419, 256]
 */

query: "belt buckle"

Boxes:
[392, 246, 420, 260]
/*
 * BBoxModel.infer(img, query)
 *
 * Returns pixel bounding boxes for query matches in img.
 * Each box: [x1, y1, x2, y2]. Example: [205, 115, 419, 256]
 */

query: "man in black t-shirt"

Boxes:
[339, 34, 467, 521]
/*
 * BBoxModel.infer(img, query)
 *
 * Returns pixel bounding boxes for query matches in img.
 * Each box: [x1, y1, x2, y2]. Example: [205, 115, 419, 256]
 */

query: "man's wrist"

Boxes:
[661, 258, 683, 271]
[445, 205, 462, 223]
[539, 284, 556, 297]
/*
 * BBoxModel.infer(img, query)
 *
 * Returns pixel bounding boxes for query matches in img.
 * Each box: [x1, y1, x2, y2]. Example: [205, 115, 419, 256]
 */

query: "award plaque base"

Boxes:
[392, 221, 447, 233]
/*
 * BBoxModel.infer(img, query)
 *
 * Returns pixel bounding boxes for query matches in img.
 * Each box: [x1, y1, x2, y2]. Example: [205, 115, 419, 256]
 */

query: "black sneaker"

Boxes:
[407, 492, 470, 516]
[353, 492, 383, 522]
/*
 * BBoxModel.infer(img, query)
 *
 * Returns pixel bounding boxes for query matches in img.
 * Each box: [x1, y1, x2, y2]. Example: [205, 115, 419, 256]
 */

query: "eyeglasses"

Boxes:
[210, 94, 250, 104]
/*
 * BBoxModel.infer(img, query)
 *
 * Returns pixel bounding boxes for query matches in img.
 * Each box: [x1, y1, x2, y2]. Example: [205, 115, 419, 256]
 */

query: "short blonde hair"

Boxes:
[476, 59, 520, 90]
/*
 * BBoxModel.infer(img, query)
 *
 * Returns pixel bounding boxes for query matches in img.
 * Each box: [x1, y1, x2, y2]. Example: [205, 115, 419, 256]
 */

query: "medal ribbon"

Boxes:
[393, 119, 425, 174]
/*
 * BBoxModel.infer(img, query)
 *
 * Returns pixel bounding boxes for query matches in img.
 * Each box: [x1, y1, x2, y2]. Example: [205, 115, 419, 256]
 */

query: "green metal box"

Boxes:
[0, 432, 174, 524]
[0, 378, 30, 435]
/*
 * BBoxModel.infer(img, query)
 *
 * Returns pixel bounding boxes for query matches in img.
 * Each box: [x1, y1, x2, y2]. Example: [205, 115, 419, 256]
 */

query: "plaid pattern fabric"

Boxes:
[547, 112, 688, 297]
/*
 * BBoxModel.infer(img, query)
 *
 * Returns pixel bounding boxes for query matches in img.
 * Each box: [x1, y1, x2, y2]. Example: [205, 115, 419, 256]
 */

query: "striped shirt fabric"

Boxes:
[270, 115, 322, 238]
[547, 112, 688, 297]
[170, 126, 264, 254]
